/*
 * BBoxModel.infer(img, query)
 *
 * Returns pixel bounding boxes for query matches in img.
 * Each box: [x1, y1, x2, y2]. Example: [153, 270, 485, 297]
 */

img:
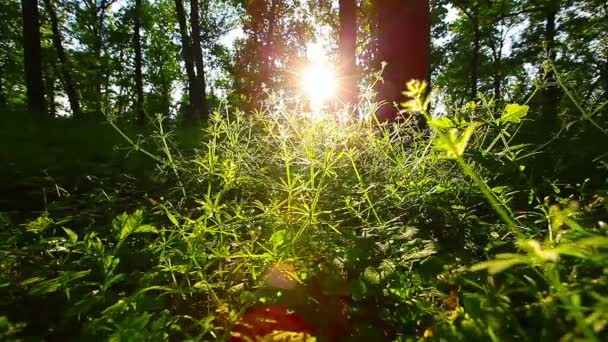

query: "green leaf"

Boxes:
[363, 267, 380, 285]
[434, 122, 480, 159]
[469, 258, 526, 274]
[102, 298, 129, 316]
[351, 279, 367, 300]
[103, 255, 120, 277]
[269, 230, 287, 250]
[112, 210, 156, 243]
[165, 211, 180, 228]
[23, 214, 53, 234]
[62, 227, 78, 242]
[29, 270, 91, 295]
[133, 224, 158, 234]
[500, 103, 529, 124]
[463, 293, 483, 319]
[428, 117, 455, 129]
[104, 274, 127, 291]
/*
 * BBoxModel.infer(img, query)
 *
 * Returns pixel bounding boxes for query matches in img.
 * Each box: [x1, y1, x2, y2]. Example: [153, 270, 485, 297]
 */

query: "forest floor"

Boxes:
[1, 87, 607, 341]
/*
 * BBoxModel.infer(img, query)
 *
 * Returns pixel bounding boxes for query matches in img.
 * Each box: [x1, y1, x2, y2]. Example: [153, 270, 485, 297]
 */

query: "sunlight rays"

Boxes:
[300, 42, 338, 116]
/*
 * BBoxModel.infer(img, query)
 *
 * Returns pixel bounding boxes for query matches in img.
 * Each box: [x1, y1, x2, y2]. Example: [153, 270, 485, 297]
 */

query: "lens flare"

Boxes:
[300, 64, 337, 112]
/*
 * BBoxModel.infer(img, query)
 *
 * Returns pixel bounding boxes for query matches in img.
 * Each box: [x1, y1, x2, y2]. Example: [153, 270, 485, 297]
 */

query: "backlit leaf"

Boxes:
[500, 103, 529, 124]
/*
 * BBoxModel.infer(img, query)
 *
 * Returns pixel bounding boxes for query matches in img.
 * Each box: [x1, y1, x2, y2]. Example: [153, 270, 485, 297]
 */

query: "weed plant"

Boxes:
[1, 65, 607, 341]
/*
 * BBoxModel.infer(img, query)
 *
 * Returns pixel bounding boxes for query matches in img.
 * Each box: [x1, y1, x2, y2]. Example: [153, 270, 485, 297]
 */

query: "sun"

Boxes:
[301, 64, 337, 108]
[300, 42, 338, 112]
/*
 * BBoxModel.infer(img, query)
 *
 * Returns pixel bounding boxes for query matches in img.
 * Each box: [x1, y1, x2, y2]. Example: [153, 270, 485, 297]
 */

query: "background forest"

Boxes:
[1, 0, 607, 341]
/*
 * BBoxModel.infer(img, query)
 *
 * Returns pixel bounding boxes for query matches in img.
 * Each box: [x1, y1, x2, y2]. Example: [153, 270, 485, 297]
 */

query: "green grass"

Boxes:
[0, 75, 607, 341]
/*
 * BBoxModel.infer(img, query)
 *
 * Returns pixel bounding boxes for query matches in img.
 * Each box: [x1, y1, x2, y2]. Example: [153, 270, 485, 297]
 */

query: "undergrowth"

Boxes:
[1, 65, 607, 341]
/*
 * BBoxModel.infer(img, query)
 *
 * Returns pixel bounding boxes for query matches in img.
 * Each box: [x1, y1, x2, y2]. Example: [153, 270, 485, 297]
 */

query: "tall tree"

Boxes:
[375, 0, 431, 122]
[190, 0, 209, 120]
[21, 0, 46, 114]
[134, 0, 145, 124]
[43, 0, 81, 117]
[338, 0, 357, 105]
[540, 0, 561, 131]
[174, 0, 208, 122]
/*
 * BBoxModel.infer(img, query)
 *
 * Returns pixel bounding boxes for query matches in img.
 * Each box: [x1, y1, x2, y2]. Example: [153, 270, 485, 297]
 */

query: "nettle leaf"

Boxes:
[500, 103, 529, 124]
[112, 210, 157, 243]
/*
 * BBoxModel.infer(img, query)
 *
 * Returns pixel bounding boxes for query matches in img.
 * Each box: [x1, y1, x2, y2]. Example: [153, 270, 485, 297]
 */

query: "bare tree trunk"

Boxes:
[134, 0, 145, 124]
[159, 64, 171, 117]
[174, 0, 204, 122]
[261, 0, 278, 88]
[43, 0, 81, 117]
[46, 67, 56, 117]
[488, 30, 502, 109]
[0, 66, 6, 109]
[21, 0, 46, 114]
[470, 13, 480, 101]
[603, 55, 608, 103]
[190, 0, 208, 121]
[375, 0, 430, 124]
[541, 0, 561, 130]
[338, 0, 357, 105]
[88, 0, 109, 116]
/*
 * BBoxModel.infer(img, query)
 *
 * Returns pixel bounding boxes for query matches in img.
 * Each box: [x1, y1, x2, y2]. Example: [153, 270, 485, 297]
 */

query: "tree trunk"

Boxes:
[338, 0, 357, 105]
[134, 0, 145, 124]
[46, 67, 56, 117]
[470, 13, 480, 101]
[488, 31, 502, 109]
[0, 66, 6, 109]
[375, 0, 430, 123]
[602, 46, 608, 103]
[159, 64, 171, 117]
[261, 0, 278, 88]
[174, 0, 204, 122]
[43, 0, 81, 117]
[541, 1, 561, 130]
[190, 0, 208, 121]
[21, 0, 46, 114]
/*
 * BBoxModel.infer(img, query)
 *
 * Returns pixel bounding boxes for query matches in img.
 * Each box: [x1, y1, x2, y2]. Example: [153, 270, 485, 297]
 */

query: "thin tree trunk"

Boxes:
[81, 0, 109, 116]
[541, 1, 561, 130]
[46, 68, 56, 117]
[134, 0, 145, 124]
[489, 31, 502, 108]
[43, 0, 81, 117]
[602, 50, 608, 103]
[470, 13, 480, 101]
[159, 63, 171, 117]
[338, 0, 357, 105]
[0, 66, 6, 108]
[261, 0, 278, 87]
[21, 0, 46, 114]
[190, 0, 208, 120]
[174, 0, 202, 122]
[375, 0, 430, 124]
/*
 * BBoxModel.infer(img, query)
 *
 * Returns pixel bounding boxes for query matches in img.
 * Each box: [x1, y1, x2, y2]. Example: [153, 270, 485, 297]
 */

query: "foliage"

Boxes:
[2, 61, 607, 340]
[1, 0, 607, 340]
